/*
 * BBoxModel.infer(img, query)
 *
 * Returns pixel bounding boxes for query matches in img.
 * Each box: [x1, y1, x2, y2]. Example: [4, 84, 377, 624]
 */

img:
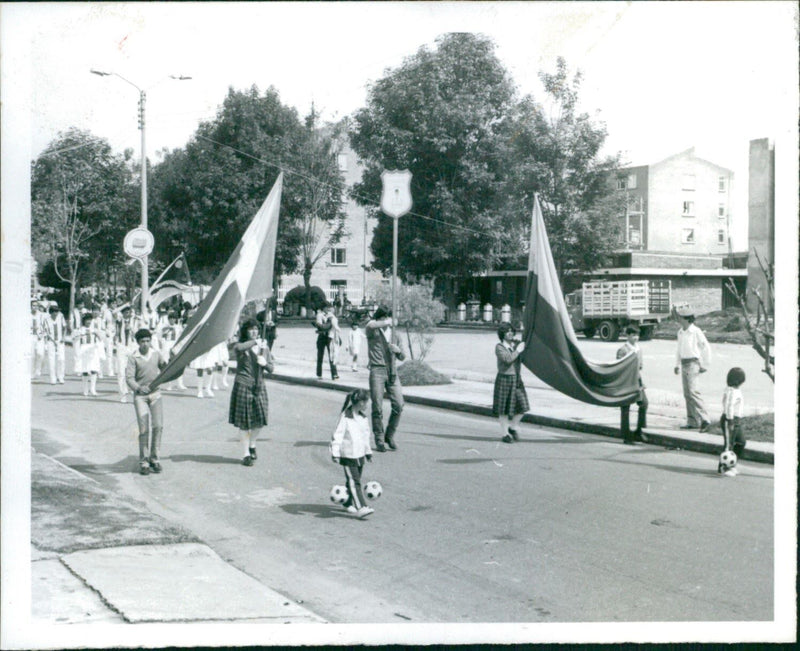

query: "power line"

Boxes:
[195, 134, 490, 237]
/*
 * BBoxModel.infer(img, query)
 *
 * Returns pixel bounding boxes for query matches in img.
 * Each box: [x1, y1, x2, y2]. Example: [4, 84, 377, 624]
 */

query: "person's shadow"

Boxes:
[280, 503, 354, 519]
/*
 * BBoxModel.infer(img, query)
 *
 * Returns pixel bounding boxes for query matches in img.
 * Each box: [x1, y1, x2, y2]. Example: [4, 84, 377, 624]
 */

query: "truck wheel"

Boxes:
[598, 320, 619, 342]
[583, 327, 596, 339]
[639, 326, 654, 341]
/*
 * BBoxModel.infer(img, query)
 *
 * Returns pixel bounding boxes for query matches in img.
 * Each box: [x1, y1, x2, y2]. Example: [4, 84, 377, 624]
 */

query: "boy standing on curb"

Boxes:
[126, 329, 168, 476]
[617, 325, 649, 445]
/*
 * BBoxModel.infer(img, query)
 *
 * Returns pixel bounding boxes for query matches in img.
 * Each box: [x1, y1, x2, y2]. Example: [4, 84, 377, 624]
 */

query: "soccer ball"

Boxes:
[719, 450, 738, 471]
[364, 481, 383, 500]
[329, 485, 348, 504]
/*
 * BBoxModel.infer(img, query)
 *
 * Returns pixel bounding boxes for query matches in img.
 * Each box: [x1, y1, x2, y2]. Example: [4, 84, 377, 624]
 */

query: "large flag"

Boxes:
[149, 252, 192, 310]
[519, 195, 641, 406]
[150, 173, 283, 387]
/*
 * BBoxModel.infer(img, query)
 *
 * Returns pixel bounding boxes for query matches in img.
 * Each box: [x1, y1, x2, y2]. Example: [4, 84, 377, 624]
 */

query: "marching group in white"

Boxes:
[29, 296, 229, 400]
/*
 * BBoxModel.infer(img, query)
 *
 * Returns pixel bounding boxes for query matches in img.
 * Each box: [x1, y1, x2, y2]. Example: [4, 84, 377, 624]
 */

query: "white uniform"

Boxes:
[31, 309, 46, 377]
[76, 324, 105, 374]
[44, 311, 67, 383]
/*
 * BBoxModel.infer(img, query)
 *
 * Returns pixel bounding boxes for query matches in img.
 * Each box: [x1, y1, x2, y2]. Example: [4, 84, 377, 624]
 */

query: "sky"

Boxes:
[4, 1, 799, 247]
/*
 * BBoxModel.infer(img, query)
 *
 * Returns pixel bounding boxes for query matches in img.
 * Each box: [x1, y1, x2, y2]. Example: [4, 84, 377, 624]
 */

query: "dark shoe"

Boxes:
[149, 460, 162, 474]
[332, 375, 340, 380]
[249, 447, 257, 460]
[623, 439, 635, 445]
[699, 421, 711, 433]
[502, 434, 514, 444]
[679, 424, 698, 430]
[385, 436, 397, 450]
[374, 442, 387, 453]
[243, 455, 254, 466]
[634, 430, 648, 443]
[508, 428, 519, 441]
[139, 465, 150, 475]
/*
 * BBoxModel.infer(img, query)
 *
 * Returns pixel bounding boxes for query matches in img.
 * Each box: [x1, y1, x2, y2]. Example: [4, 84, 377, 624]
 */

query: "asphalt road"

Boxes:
[269, 324, 775, 413]
[31, 377, 773, 623]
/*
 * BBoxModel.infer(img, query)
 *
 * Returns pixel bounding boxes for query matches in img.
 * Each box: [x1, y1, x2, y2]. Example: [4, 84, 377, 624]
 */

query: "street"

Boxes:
[31, 375, 774, 623]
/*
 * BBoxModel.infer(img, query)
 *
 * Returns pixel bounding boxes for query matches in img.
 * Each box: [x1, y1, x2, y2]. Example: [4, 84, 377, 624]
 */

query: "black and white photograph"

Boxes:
[1, 1, 797, 648]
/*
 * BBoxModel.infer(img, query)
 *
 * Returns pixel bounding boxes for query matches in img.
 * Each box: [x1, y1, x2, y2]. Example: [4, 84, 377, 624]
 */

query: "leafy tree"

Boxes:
[372, 281, 445, 361]
[507, 58, 623, 278]
[293, 111, 347, 308]
[31, 128, 136, 319]
[149, 86, 344, 299]
[349, 33, 519, 286]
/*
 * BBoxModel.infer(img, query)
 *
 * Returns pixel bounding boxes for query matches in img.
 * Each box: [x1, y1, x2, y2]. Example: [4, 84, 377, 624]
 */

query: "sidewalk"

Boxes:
[31, 450, 325, 625]
[268, 353, 774, 465]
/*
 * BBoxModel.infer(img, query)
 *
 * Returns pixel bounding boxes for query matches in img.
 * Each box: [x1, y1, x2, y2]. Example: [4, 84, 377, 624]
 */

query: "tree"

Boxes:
[372, 281, 445, 361]
[507, 58, 623, 279]
[725, 249, 774, 382]
[31, 128, 136, 318]
[349, 33, 520, 285]
[149, 86, 345, 302]
[293, 111, 347, 308]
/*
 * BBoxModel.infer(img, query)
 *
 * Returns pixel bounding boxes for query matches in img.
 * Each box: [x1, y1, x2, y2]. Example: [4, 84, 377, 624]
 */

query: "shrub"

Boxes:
[397, 359, 452, 386]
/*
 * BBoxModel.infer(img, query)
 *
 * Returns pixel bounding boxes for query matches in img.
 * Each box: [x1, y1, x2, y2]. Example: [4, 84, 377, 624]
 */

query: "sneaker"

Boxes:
[346, 505, 358, 514]
[508, 428, 520, 441]
[139, 465, 150, 476]
[249, 447, 257, 460]
[501, 434, 514, 444]
[196, 391, 204, 399]
[243, 455, 254, 467]
[90, 390, 98, 396]
[699, 421, 711, 433]
[357, 506, 374, 518]
[723, 468, 737, 477]
[120, 395, 128, 403]
[205, 388, 215, 398]
[149, 460, 162, 474]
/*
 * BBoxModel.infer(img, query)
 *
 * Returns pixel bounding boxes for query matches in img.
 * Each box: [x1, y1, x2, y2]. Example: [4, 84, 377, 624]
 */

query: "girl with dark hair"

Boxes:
[492, 322, 529, 443]
[330, 389, 374, 518]
[229, 319, 273, 466]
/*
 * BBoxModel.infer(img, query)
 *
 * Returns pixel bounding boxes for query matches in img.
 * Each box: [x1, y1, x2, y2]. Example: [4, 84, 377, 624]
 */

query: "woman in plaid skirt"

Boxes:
[229, 319, 273, 466]
[492, 322, 529, 443]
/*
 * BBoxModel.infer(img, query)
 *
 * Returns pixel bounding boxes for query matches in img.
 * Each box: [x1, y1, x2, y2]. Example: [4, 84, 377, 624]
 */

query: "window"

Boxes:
[682, 174, 696, 191]
[718, 176, 727, 192]
[330, 247, 346, 265]
[616, 177, 627, 190]
[337, 153, 348, 173]
[626, 173, 637, 190]
[682, 201, 695, 216]
[681, 228, 695, 244]
[617, 173, 637, 190]
[718, 203, 726, 218]
[718, 229, 726, 244]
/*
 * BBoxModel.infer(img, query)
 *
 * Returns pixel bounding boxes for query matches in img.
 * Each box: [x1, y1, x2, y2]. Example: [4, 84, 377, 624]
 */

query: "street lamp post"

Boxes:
[90, 70, 190, 316]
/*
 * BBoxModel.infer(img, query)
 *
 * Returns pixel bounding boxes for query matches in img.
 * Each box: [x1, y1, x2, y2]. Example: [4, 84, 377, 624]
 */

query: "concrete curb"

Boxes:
[269, 372, 774, 466]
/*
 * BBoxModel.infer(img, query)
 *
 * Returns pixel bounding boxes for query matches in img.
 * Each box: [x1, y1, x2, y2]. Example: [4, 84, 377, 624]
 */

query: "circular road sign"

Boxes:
[123, 227, 154, 259]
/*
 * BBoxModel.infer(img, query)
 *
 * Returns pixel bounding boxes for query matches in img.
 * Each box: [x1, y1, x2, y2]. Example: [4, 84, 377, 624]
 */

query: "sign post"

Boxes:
[380, 170, 413, 325]
[123, 227, 154, 310]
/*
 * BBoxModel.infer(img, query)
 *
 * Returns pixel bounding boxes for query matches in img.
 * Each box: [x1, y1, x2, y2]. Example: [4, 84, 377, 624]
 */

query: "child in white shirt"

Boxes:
[346, 321, 364, 371]
[330, 389, 374, 518]
[719, 367, 746, 476]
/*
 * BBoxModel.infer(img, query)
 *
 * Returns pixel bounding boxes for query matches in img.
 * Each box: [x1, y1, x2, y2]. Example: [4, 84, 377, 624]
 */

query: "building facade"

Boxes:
[617, 148, 734, 255]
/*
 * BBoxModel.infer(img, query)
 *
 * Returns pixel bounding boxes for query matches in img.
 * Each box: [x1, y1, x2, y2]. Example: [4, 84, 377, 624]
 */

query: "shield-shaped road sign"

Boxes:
[380, 170, 413, 219]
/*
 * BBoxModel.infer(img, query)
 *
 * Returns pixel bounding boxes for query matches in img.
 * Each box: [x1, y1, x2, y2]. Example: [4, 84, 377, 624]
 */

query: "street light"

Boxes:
[90, 69, 191, 316]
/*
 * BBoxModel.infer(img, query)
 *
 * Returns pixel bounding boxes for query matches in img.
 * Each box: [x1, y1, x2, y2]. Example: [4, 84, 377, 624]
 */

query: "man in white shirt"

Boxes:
[673, 309, 711, 432]
[31, 301, 46, 377]
[44, 305, 67, 384]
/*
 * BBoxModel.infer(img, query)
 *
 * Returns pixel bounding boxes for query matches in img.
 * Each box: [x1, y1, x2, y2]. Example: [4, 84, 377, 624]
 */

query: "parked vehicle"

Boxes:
[565, 280, 671, 342]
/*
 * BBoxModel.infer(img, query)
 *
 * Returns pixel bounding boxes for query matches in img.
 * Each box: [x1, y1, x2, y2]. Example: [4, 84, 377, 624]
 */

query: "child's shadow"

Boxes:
[280, 503, 352, 519]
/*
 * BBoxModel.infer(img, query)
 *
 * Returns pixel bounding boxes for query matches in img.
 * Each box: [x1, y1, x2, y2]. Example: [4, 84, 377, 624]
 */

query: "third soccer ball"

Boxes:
[719, 450, 738, 471]
[364, 481, 383, 500]
[330, 485, 348, 504]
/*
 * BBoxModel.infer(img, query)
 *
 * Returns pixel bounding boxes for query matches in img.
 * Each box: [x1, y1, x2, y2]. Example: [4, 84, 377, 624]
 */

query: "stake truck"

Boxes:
[565, 279, 671, 342]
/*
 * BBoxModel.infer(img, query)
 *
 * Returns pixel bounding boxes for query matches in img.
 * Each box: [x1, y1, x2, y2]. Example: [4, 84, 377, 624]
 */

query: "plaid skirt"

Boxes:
[492, 373, 529, 417]
[228, 380, 269, 430]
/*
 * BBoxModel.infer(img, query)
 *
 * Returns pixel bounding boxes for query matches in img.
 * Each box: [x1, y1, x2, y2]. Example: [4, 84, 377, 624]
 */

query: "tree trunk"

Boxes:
[302, 266, 312, 310]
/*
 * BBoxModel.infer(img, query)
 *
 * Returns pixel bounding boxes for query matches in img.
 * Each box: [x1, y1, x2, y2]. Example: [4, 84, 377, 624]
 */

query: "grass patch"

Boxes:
[655, 307, 754, 344]
[397, 359, 452, 386]
[738, 412, 774, 443]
